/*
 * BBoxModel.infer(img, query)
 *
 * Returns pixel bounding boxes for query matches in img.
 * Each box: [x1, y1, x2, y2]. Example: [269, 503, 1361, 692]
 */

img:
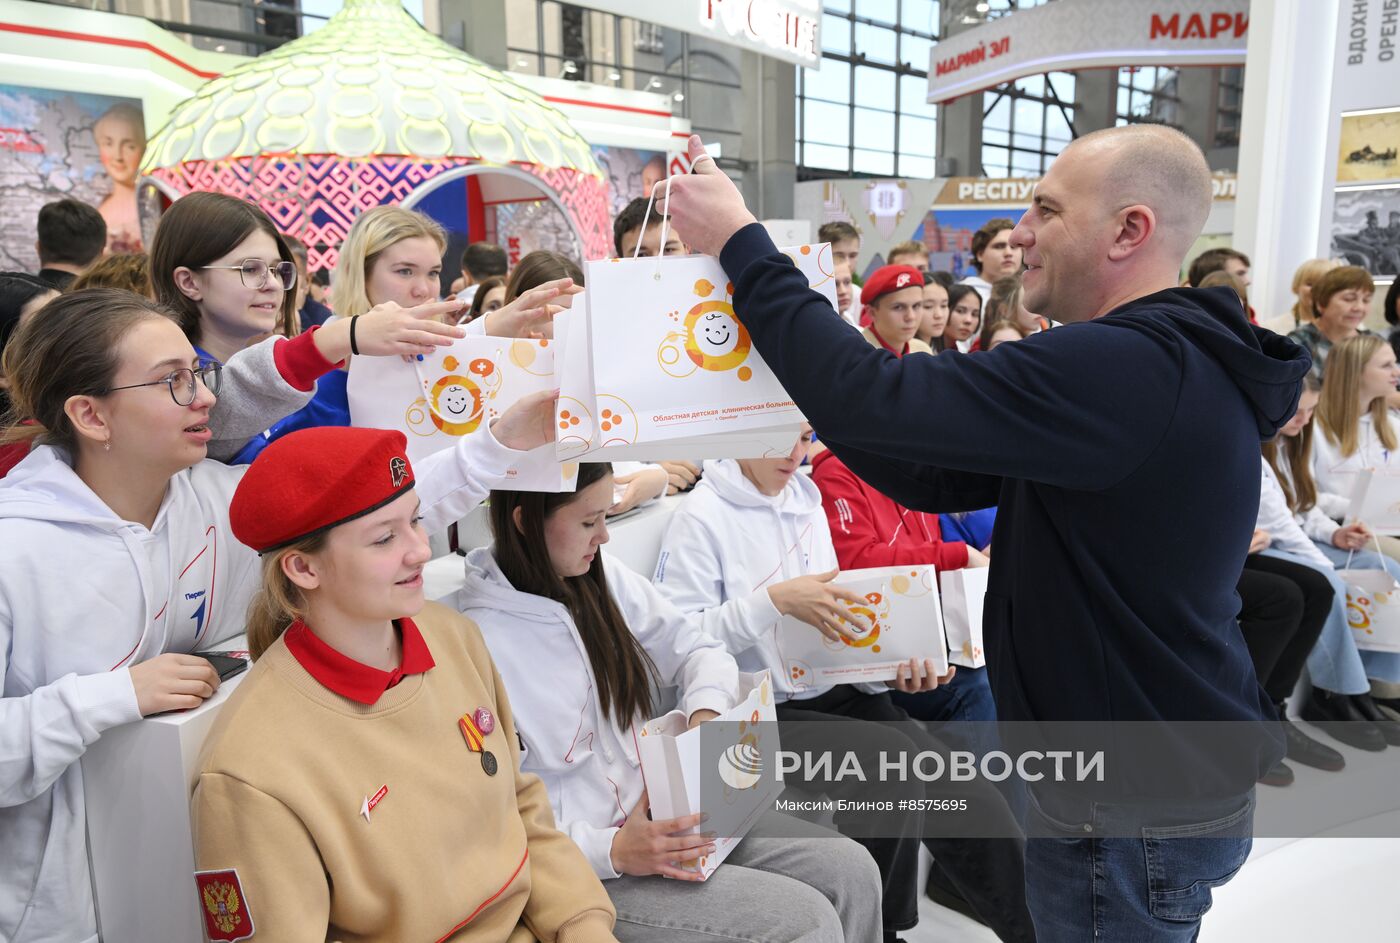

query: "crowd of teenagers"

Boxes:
[1, 170, 1398, 943]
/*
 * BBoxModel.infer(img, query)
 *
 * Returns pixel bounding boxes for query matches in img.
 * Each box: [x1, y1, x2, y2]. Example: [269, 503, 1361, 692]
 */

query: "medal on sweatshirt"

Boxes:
[458, 710, 498, 776]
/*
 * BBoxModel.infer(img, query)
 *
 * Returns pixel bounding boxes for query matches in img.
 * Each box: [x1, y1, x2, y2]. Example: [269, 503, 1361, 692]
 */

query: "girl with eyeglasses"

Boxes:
[0, 289, 557, 943]
[149, 194, 473, 466]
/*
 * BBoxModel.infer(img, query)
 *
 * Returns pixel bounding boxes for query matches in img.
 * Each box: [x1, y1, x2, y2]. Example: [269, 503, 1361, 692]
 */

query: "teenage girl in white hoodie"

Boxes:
[451, 462, 883, 942]
[0, 290, 554, 943]
[653, 429, 1034, 943]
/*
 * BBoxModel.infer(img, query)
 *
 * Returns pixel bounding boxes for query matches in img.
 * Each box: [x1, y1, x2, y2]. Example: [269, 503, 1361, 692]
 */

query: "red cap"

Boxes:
[860, 264, 925, 306]
[230, 427, 416, 553]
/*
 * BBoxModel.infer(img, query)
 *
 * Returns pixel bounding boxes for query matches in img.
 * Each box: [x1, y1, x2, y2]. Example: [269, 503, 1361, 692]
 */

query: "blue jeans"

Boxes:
[1312, 540, 1400, 683]
[1257, 548, 1372, 693]
[889, 664, 997, 728]
[890, 666, 1027, 822]
[1025, 789, 1254, 942]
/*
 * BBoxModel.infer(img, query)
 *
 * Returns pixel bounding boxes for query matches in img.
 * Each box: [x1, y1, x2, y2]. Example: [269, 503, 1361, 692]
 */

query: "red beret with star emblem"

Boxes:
[230, 427, 416, 553]
[860, 264, 926, 306]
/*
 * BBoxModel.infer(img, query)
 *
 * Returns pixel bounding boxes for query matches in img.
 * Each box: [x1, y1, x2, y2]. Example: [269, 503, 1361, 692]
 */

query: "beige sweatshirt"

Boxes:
[191, 602, 617, 943]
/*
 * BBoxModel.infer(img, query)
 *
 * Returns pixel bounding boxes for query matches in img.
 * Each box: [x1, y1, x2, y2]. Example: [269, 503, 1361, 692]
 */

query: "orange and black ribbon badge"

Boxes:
[194, 869, 255, 942]
[458, 710, 498, 776]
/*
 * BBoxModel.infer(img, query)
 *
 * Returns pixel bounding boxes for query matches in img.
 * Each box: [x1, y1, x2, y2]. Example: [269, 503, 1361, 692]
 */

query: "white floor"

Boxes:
[905, 720, 1400, 942]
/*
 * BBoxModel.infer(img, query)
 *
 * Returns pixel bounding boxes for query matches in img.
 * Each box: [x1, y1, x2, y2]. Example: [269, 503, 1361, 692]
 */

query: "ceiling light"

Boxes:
[515, 57, 529, 68]
[975, 2, 991, 11]
[673, 91, 685, 102]
[608, 69, 622, 81]
[563, 60, 578, 73]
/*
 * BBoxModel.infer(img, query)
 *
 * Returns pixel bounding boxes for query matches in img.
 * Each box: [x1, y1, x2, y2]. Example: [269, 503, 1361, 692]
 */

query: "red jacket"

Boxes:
[810, 449, 969, 571]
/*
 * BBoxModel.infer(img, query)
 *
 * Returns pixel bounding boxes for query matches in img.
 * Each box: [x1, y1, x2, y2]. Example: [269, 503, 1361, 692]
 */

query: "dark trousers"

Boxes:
[776, 685, 1035, 941]
[1239, 553, 1334, 702]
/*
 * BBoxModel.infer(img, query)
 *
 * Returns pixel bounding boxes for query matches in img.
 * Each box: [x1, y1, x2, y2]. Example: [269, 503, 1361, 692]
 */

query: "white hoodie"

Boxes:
[1312, 411, 1400, 519]
[449, 548, 738, 880]
[1257, 458, 1334, 569]
[1273, 455, 1342, 547]
[652, 459, 858, 702]
[0, 429, 521, 943]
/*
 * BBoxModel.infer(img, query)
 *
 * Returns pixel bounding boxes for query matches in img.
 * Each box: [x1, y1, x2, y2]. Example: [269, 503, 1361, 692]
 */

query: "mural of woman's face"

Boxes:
[94, 111, 145, 188]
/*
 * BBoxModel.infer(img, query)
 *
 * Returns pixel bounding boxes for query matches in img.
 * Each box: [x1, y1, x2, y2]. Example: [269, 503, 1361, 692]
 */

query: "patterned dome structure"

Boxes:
[140, 0, 610, 267]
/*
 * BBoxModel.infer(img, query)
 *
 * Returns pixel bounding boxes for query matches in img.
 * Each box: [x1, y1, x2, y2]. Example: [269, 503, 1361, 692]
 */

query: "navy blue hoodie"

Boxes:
[720, 225, 1307, 792]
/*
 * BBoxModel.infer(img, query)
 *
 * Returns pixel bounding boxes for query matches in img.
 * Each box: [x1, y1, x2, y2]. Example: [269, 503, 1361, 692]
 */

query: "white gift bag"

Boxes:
[776, 565, 949, 690]
[941, 567, 988, 669]
[1345, 553, 1400, 653]
[634, 671, 780, 880]
[1344, 468, 1400, 536]
[555, 242, 839, 462]
[347, 336, 576, 492]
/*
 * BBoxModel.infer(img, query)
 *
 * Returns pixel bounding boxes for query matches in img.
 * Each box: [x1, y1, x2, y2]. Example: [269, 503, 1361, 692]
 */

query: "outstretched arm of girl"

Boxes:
[311, 299, 469, 361]
[479, 278, 582, 339]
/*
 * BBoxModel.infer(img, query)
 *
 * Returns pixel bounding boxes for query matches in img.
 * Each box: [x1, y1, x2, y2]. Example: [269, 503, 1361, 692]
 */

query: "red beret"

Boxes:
[230, 427, 416, 553]
[860, 265, 925, 306]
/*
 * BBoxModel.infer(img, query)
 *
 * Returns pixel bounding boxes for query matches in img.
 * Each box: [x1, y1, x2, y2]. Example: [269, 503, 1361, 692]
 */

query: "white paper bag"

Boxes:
[82, 648, 251, 941]
[777, 565, 949, 690]
[634, 671, 780, 880]
[1346, 567, 1400, 653]
[557, 244, 839, 462]
[941, 567, 988, 669]
[1345, 468, 1400, 536]
[347, 336, 577, 492]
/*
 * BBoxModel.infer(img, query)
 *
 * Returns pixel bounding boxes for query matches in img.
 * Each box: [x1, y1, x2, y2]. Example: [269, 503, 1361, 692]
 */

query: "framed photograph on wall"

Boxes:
[1330, 186, 1400, 277]
[1338, 107, 1400, 185]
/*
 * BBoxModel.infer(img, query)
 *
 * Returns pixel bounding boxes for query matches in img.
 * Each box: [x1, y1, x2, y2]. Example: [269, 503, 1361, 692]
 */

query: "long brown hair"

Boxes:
[244, 533, 329, 660]
[1, 288, 172, 451]
[149, 192, 297, 344]
[1263, 375, 1322, 513]
[488, 463, 657, 726]
[504, 250, 584, 303]
[1316, 333, 1398, 459]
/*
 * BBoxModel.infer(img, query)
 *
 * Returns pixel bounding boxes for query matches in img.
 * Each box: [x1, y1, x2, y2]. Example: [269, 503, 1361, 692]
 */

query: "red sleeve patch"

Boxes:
[195, 869, 255, 941]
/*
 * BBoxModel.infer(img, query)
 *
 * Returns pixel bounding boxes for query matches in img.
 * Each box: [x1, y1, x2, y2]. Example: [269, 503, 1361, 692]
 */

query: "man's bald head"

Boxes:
[1010, 124, 1217, 322]
[1066, 125, 1213, 259]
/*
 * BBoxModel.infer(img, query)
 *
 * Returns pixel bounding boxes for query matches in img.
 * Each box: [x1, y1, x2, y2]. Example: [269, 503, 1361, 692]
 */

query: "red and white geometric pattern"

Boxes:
[149, 155, 610, 270]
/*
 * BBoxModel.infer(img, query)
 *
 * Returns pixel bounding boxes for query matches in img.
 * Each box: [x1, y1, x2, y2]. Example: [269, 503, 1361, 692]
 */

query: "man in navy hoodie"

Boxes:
[663, 126, 1308, 941]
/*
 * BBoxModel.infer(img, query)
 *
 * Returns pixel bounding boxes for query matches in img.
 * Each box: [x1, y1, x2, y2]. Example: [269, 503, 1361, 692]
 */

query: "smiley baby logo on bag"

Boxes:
[658, 279, 755, 382]
[833, 589, 889, 651]
[410, 355, 502, 437]
[1347, 592, 1375, 632]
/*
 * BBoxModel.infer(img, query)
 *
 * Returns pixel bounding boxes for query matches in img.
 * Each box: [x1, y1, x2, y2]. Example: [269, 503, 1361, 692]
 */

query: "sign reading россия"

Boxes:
[568, 0, 821, 69]
[927, 0, 1249, 104]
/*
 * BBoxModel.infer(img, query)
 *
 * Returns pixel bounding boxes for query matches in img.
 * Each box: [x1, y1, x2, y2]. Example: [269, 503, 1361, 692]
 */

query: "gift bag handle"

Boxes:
[1343, 529, 1399, 588]
[632, 173, 679, 280]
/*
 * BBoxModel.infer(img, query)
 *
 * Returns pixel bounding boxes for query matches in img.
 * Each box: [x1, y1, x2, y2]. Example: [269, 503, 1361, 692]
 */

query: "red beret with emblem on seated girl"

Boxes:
[191, 426, 619, 943]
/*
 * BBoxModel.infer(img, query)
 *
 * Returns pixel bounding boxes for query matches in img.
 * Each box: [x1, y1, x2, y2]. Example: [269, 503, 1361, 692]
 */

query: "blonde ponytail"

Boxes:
[244, 536, 325, 660]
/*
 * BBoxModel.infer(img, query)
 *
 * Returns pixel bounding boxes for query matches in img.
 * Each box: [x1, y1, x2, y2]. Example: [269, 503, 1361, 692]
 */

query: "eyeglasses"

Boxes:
[201, 258, 297, 291]
[102, 362, 223, 406]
